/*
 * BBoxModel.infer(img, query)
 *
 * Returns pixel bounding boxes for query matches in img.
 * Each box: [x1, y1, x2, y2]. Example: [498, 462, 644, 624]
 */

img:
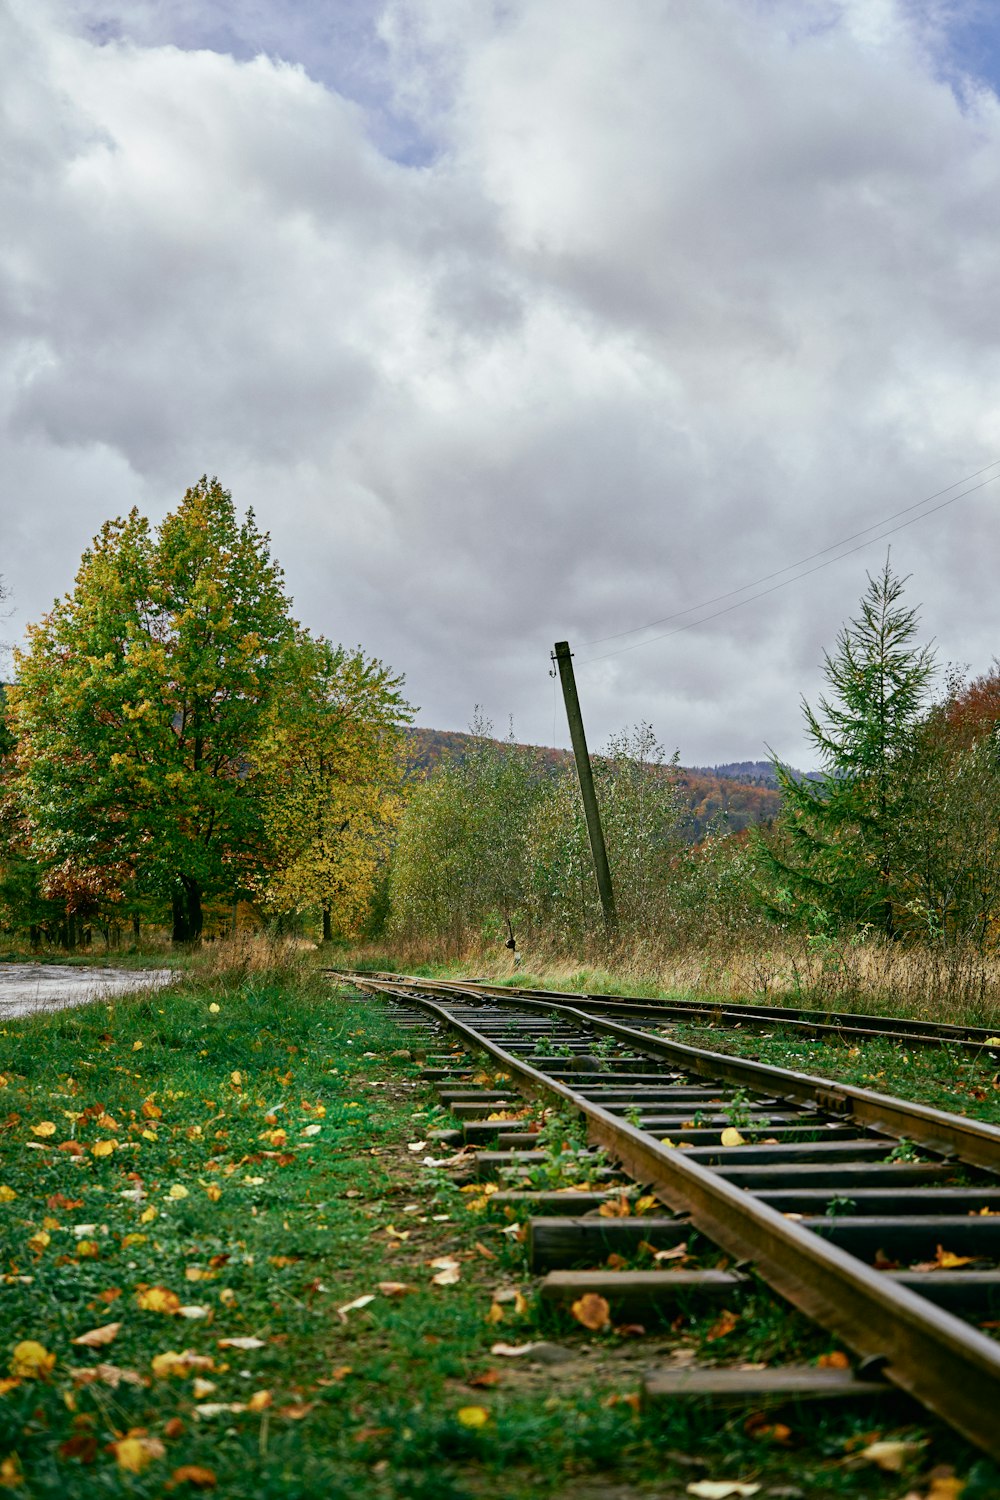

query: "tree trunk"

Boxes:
[322, 899, 333, 944]
[172, 876, 204, 945]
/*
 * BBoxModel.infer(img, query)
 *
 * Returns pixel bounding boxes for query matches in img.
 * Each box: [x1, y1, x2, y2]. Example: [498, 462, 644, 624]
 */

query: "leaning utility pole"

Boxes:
[552, 640, 618, 936]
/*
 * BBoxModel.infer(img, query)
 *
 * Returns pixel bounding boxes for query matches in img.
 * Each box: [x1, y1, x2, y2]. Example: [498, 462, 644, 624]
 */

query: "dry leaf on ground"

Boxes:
[856, 1439, 926, 1472]
[71, 1322, 120, 1348]
[817, 1350, 850, 1369]
[336, 1296, 375, 1322]
[152, 1351, 215, 1379]
[571, 1293, 611, 1331]
[70, 1362, 145, 1388]
[706, 1308, 739, 1341]
[429, 1256, 461, 1286]
[168, 1466, 218, 1489]
[686, 1483, 761, 1499]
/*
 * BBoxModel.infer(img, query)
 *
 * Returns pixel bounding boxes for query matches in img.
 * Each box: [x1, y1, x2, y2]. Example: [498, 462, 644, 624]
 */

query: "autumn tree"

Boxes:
[763, 560, 935, 936]
[9, 478, 296, 942]
[257, 634, 412, 939]
[883, 668, 1000, 948]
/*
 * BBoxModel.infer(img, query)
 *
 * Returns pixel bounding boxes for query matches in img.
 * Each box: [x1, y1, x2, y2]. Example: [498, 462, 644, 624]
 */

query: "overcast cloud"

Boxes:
[2, 0, 1000, 767]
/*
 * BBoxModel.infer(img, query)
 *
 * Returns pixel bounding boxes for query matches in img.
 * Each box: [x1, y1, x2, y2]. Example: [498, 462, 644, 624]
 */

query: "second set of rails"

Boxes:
[337, 970, 1000, 1463]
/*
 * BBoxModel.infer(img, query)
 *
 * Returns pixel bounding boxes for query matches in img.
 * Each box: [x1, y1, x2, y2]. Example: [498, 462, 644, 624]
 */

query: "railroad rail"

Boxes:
[329, 969, 1000, 1055]
[336, 970, 1000, 1460]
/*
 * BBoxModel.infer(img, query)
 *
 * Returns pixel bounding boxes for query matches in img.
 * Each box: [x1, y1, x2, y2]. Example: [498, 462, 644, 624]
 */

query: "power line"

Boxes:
[580, 468, 1000, 666]
[583, 458, 1000, 650]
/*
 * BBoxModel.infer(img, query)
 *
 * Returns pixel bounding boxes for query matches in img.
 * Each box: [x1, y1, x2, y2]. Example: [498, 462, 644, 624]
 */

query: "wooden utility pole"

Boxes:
[552, 641, 618, 935]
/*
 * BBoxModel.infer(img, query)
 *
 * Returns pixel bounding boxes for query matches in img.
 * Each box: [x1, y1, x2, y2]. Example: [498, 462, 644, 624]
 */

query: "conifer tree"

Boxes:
[764, 559, 935, 937]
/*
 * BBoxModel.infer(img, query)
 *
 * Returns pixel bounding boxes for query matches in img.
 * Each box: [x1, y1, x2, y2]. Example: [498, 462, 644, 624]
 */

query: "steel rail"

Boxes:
[440, 985, 1000, 1171]
[341, 972, 1000, 1458]
[336, 970, 1000, 1056]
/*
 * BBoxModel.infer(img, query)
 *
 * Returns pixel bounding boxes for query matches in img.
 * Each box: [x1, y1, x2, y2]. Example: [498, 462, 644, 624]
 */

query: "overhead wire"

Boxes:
[583, 458, 1000, 649]
[579, 465, 1000, 666]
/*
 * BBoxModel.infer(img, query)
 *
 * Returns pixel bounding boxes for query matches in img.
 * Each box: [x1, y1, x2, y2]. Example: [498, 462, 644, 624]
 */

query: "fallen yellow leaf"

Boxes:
[0, 1454, 23, 1487]
[111, 1434, 163, 1472]
[151, 1350, 215, 1379]
[92, 1139, 117, 1158]
[9, 1342, 55, 1379]
[137, 1286, 181, 1315]
[456, 1406, 489, 1428]
[0, 1188, 16, 1204]
[31, 1122, 56, 1138]
[720, 1128, 746, 1147]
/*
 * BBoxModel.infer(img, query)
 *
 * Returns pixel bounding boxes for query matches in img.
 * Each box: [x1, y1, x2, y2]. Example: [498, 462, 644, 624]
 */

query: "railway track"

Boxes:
[337, 970, 1000, 1462]
[333, 969, 1000, 1055]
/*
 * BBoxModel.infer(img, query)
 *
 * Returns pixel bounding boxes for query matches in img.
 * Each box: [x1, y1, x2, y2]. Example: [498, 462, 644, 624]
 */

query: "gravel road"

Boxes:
[0, 964, 176, 1019]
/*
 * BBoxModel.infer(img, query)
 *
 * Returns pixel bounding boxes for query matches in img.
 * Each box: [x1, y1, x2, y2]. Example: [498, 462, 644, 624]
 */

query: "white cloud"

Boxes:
[2, 0, 1000, 765]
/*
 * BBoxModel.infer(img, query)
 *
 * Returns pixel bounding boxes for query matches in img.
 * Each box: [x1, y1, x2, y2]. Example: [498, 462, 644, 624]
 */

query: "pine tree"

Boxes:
[763, 559, 935, 937]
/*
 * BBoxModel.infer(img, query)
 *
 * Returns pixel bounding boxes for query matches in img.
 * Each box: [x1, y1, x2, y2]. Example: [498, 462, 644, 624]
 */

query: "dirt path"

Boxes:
[0, 962, 175, 1018]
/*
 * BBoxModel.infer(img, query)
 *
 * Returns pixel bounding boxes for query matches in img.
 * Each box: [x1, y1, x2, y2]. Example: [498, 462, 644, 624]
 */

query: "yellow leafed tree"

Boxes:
[258, 634, 412, 939]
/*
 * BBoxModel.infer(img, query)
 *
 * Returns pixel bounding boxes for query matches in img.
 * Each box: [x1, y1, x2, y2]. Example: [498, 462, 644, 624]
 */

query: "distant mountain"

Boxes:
[690, 760, 780, 785]
[401, 728, 788, 838]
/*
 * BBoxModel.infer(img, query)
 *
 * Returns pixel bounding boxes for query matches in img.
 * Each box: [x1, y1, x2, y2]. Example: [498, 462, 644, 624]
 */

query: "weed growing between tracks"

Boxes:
[0, 976, 995, 1498]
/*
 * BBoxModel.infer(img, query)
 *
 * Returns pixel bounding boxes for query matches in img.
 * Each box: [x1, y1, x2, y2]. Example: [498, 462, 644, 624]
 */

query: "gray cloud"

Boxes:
[2, 0, 1000, 769]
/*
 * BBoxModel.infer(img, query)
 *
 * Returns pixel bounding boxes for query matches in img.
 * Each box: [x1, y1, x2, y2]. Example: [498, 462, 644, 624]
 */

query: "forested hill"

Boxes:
[402, 728, 788, 838]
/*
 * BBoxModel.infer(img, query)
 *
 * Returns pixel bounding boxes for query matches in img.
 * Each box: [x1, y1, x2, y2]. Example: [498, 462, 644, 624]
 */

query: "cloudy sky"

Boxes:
[3, 0, 1000, 767]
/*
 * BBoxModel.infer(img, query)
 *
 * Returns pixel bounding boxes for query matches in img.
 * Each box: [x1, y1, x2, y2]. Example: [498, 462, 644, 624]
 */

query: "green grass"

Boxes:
[665, 1024, 1000, 1126]
[0, 972, 997, 1497]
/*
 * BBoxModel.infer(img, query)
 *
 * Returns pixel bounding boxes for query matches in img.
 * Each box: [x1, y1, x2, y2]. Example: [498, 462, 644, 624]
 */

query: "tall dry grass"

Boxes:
[184, 933, 323, 999]
[343, 931, 1000, 1031]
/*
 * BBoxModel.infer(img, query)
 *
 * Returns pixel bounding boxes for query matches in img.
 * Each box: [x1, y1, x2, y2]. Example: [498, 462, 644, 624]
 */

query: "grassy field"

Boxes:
[0, 960, 997, 1497]
[343, 938, 1000, 1032]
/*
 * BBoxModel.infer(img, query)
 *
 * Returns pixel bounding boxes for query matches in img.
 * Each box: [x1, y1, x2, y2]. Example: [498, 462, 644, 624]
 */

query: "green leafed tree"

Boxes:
[8, 478, 296, 942]
[389, 713, 551, 947]
[763, 559, 936, 937]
